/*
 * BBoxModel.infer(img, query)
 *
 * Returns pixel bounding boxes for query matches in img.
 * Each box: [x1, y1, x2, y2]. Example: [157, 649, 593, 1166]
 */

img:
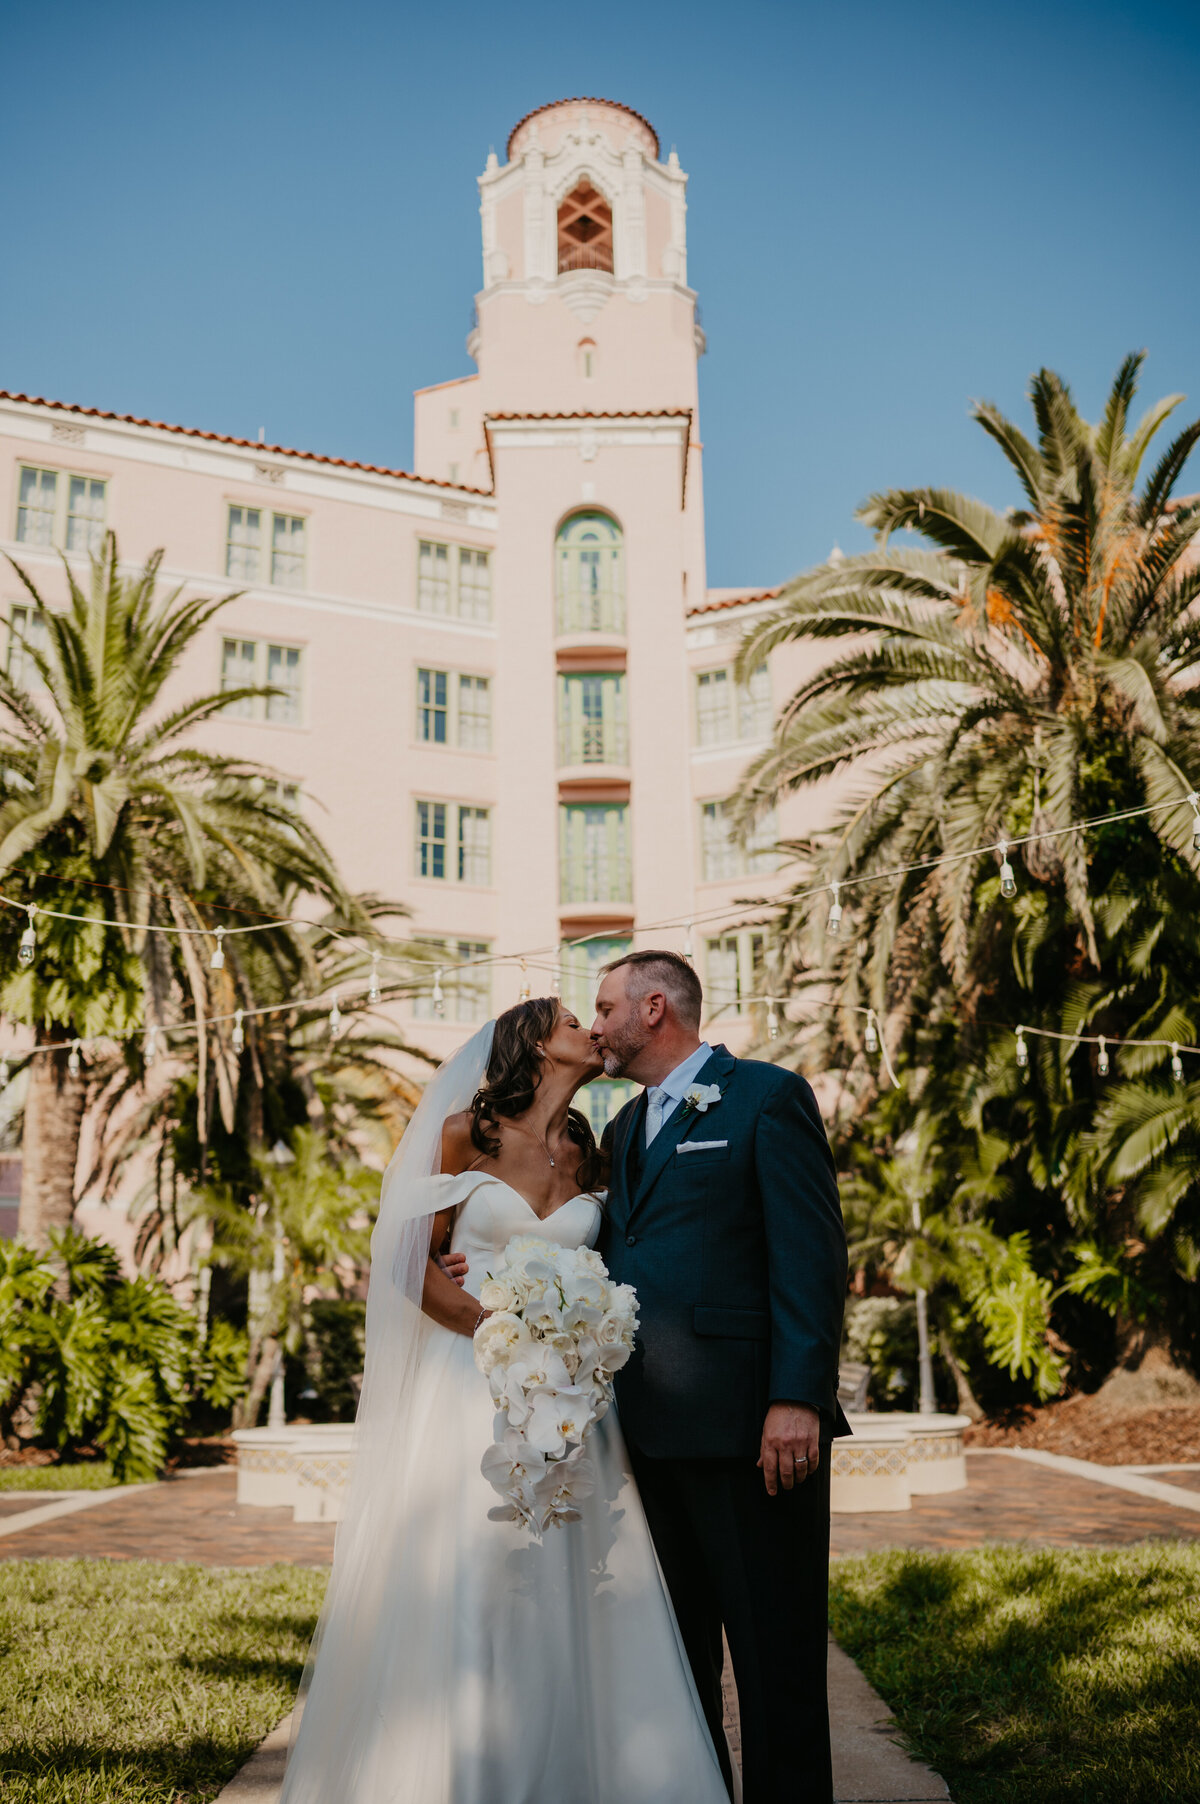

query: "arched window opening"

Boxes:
[556, 512, 625, 635]
[578, 337, 597, 379]
[557, 184, 614, 274]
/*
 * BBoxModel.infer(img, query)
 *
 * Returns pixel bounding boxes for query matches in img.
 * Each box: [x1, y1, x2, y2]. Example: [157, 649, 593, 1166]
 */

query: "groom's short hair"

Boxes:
[600, 949, 703, 1030]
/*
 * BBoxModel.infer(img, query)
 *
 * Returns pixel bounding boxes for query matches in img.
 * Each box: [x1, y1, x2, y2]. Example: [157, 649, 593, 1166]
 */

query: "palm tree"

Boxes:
[735, 352, 1200, 993]
[735, 353, 1200, 1391]
[0, 534, 354, 1243]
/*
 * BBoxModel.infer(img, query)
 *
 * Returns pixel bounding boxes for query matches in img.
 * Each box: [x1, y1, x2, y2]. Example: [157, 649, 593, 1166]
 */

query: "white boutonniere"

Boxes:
[681, 1082, 723, 1118]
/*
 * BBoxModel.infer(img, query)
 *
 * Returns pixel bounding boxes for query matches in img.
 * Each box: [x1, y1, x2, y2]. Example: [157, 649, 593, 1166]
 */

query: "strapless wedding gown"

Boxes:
[283, 1171, 729, 1804]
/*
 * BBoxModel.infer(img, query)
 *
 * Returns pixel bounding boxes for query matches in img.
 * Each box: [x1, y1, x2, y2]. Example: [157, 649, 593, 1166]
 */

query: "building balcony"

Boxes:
[558, 899, 636, 930]
[555, 592, 626, 640]
[557, 717, 629, 771]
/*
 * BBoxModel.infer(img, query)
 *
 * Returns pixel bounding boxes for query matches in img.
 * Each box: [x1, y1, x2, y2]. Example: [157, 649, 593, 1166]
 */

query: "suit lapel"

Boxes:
[611, 1091, 647, 1228]
[628, 1046, 736, 1222]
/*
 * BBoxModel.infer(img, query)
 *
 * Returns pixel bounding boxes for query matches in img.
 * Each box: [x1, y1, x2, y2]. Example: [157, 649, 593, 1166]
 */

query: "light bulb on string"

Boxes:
[328, 993, 343, 1038]
[432, 970, 445, 1016]
[1015, 1026, 1029, 1070]
[18, 906, 36, 967]
[1188, 791, 1200, 853]
[67, 1040, 82, 1076]
[767, 1002, 780, 1041]
[550, 949, 563, 999]
[210, 927, 226, 970]
[864, 1009, 879, 1055]
[684, 922, 695, 962]
[518, 960, 531, 1002]
[1096, 1035, 1109, 1078]
[144, 1024, 159, 1067]
[1171, 1043, 1184, 1082]
[367, 953, 381, 1005]
[826, 881, 843, 938]
[998, 841, 1017, 900]
[232, 1009, 245, 1054]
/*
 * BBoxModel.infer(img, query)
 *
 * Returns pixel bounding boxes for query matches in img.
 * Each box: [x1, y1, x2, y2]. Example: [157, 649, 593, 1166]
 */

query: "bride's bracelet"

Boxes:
[471, 1307, 489, 1336]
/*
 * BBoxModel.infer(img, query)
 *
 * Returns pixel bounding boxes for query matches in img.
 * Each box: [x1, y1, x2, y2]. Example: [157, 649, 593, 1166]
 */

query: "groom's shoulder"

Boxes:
[727, 1053, 813, 1103]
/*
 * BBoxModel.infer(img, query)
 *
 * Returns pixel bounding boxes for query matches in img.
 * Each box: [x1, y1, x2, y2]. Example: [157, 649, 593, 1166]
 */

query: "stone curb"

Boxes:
[985, 1446, 1200, 1513]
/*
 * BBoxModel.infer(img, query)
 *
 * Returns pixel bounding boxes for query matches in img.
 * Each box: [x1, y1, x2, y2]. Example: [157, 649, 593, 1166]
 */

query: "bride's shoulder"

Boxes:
[440, 1109, 477, 1175]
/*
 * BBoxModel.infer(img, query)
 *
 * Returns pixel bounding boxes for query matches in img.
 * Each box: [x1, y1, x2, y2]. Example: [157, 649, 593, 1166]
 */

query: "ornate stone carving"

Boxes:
[441, 497, 469, 520]
[51, 421, 85, 445]
[254, 462, 285, 484]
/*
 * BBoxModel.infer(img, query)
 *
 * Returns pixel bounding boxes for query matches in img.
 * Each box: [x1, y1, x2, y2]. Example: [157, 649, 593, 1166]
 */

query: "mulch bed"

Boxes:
[964, 1395, 1200, 1465]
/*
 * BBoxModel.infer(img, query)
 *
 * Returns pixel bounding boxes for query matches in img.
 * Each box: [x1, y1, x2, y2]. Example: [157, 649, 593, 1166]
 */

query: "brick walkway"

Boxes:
[2, 1450, 1199, 1567]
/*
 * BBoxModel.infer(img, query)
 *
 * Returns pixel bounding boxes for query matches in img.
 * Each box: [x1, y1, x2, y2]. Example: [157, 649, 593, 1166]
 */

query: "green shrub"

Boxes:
[0, 1230, 248, 1483]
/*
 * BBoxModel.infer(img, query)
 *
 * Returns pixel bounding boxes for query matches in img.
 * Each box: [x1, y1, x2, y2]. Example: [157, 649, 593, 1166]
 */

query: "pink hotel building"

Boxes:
[0, 98, 819, 1133]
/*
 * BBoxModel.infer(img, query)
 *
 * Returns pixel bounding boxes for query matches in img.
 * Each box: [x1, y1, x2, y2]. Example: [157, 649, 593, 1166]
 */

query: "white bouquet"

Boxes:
[473, 1235, 639, 1533]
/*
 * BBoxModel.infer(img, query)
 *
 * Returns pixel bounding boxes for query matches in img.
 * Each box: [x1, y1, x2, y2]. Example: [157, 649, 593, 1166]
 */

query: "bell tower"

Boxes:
[469, 97, 704, 418]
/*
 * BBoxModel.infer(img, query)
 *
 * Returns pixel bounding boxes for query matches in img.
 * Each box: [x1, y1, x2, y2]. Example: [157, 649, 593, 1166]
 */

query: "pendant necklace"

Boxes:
[512, 1119, 557, 1168]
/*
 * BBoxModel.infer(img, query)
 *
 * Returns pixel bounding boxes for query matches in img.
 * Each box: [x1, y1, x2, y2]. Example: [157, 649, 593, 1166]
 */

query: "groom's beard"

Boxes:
[599, 1020, 648, 1079]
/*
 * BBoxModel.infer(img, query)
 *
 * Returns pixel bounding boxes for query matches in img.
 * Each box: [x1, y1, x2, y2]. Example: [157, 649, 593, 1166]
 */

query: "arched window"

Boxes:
[556, 512, 624, 634]
[557, 183, 613, 274]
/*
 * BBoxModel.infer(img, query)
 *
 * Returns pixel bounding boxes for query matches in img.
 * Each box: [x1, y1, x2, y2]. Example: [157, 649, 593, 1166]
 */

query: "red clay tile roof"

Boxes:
[484, 409, 691, 422]
[506, 98, 660, 161]
[0, 390, 492, 496]
[688, 586, 784, 618]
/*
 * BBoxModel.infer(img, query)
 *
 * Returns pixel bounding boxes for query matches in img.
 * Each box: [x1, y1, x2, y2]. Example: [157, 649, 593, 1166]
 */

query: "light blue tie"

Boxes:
[645, 1086, 669, 1146]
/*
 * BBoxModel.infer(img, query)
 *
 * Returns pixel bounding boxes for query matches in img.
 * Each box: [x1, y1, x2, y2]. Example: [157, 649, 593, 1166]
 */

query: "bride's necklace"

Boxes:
[510, 1118, 560, 1169]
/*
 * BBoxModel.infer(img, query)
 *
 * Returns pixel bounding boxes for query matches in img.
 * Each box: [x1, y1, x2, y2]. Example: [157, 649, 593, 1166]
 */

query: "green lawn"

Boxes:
[830, 1544, 1200, 1804]
[0, 1560, 328, 1803]
[0, 1464, 120, 1492]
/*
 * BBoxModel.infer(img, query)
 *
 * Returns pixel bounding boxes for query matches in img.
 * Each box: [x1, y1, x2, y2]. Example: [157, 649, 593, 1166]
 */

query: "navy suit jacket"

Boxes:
[599, 1045, 850, 1460]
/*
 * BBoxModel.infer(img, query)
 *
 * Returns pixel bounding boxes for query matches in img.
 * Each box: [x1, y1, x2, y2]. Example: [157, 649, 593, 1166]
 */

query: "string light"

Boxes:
[1188, 791, 1200, 852]
[67, 1039, 82, 1076]
[767, 1002, 780, 1041]
[864, 1009, 879, 1054]
[1096, 1035, 1109, 1077]
[1172, 1043, 1184, 1082]
[518, 959, 531, 1002]
[684, 921, 695, 961]
[18, 906, 36, 967]
[367, 952, 381, 1005]
[998, 841, 1017, 900]
[432, 970, 445, 1017]
[1015, 1026, 1029, 1069]
[827, 880, 843, 938]
[232, 1009, 245, 1054]
[550, 949, 563, 999]
[210, 927, 226, 970]
[144, 1023, 159, 1067]
[328, 993, 343, 1039]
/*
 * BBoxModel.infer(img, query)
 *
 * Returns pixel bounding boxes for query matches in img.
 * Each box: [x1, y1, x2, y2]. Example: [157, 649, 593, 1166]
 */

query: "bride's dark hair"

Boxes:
[469, 997, 607, 1193]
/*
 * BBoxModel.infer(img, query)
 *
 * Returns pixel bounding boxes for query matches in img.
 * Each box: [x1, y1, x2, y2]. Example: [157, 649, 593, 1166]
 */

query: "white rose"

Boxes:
[473, 1311, 531, 1375]
[573, 1246, 608, 1278]
[478, 1274, 518, 1313]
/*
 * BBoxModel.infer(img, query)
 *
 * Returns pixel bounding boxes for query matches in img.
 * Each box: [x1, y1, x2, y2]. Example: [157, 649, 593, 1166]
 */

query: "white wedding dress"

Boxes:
[281, 1168, 730, 1804]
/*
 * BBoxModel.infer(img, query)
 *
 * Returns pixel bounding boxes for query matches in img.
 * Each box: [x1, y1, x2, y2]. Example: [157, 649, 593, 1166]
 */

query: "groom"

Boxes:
[592, 950, 849, 1804]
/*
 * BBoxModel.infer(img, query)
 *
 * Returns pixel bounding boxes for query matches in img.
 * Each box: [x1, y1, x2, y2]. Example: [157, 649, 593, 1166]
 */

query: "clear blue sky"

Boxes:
[4, 0, 1198, 585]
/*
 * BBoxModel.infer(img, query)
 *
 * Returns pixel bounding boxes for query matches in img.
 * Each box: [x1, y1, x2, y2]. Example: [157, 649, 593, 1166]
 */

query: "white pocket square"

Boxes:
[677, 1139, 728, 1152]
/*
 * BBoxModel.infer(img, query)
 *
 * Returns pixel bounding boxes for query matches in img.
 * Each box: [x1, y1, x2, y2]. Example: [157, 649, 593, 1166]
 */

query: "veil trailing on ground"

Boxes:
[280, 1020, 496, 1802]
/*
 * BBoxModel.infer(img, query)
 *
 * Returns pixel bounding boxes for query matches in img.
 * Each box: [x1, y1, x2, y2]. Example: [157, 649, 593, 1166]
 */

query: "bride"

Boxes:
[279, 996, 731, 1804]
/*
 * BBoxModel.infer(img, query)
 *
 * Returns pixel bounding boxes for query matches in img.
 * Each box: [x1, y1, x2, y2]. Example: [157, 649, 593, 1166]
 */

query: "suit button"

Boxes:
[625, 1234, 637, 1247]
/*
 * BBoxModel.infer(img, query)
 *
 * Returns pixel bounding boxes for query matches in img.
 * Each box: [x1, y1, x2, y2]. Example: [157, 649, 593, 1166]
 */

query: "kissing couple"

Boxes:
[279, 948, 849, 1804]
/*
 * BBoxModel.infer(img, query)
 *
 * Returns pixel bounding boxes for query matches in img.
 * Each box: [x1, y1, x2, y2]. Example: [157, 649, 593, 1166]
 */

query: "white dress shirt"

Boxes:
[644, 1041, 713, 1146]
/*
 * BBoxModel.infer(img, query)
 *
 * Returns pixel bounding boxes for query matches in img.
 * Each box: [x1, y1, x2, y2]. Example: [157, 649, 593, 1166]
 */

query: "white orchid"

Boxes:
[474, 1234, 640, 1534]
[681, 1080, 723, 1117]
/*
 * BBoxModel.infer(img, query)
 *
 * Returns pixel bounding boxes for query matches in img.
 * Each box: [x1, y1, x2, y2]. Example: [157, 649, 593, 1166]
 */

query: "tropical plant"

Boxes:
[0, 1228, 247, 1481]
[736, 353, 1200, 1393]
[0, 533, 355, 1242]
[192, 1126, 379, 1427]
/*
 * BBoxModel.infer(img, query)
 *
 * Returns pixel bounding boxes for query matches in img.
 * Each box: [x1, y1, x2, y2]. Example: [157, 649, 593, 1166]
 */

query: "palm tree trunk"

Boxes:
[17, 1029, 87, 1246]
[235, 1335, 280, 1430]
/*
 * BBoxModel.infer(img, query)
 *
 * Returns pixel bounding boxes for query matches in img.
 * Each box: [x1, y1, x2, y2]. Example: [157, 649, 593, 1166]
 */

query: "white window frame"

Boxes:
[414, 799, 493, 887]
[219, 635, 306, 725]
[699, 799, 779, 882]
[417, 540, 492, 620]
[694, 661, 771, 747]
[15, 464, 108, 553]
[704, 930, 767, 1023]
[412, 937, 492, 1023]
[224, 506, 308, 588]
[415, 667, 492, 750]
[7, 605, 50, 688]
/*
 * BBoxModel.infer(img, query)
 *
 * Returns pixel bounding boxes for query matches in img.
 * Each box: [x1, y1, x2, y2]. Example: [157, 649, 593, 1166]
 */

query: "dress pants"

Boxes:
[628, 1437, 834, 1804]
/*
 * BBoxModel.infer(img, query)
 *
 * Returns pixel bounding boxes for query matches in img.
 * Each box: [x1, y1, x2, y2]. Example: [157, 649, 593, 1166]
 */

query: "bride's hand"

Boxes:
[436, 1251, 469, 1287]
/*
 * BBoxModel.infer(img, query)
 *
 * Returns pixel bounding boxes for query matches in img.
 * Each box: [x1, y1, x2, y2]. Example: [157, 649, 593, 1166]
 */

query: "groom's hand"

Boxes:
[436, 1252, 469, 1287]
[758, 1402, 821, 1495]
